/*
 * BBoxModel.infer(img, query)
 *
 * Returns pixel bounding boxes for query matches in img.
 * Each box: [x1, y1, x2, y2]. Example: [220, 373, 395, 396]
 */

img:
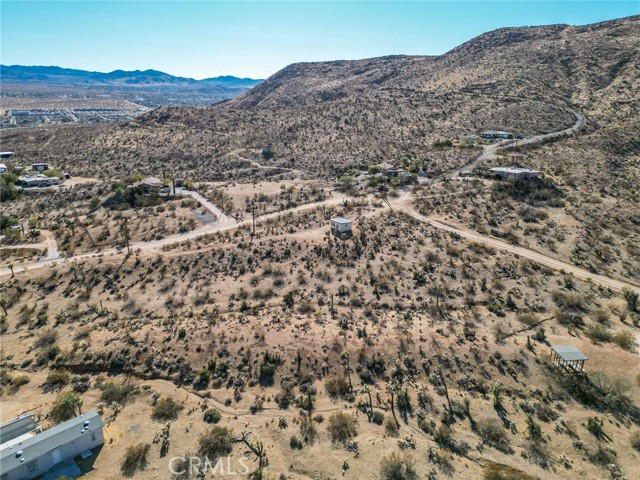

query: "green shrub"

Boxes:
[121, 443, 150, 477]
[379, 452, 418, 480]
[100, 379, 139, 406]
[203, 408, 222, 424]
[197, 426, 233, 461]
[44, 369, 71, 390]
[585, 323, 613, 344]
[630, 431, 640, 451]
[50, 392, 83, 424]
[613, 330, 636, 351]
[325, 376, 350, 399]
[34, 329, 57, 348]
[477, 418, 512, 453]
[384, 416, 399, 437]
[327, 412, 358, 445]
[152, 396, 183, 421]
[372, 411, 385, 425]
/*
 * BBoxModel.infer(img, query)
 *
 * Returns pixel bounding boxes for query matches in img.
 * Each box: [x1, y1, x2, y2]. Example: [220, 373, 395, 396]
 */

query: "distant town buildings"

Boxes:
[0, 163, 7, 174]
[490, 166, 540, 180]
[480, 130, 513, 139]
[0, 411, 104, 480]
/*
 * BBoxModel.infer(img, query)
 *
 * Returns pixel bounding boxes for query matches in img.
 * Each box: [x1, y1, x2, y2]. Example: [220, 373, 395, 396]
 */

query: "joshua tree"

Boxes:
[341, 351, 353, 393]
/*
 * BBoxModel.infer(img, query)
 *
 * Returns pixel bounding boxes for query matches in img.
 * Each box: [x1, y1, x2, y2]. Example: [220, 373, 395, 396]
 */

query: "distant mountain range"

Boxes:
[0, 65, 263, 88]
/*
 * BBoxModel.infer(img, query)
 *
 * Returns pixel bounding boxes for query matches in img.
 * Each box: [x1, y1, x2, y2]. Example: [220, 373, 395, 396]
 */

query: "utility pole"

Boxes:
[252, 194, 256, 236]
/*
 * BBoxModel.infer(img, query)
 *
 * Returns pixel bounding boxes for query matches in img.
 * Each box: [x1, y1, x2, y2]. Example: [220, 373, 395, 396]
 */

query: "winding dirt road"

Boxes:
[391, 199, 638, 293]
[447, 110, 584, 178]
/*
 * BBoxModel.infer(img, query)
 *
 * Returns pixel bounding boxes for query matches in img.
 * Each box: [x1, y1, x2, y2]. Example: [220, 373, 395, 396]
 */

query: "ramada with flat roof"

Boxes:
[550, 345, 588, 374]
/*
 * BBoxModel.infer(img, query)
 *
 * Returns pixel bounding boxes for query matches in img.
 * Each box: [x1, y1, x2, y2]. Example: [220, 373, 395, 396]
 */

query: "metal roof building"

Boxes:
[0, 411, 104, 480]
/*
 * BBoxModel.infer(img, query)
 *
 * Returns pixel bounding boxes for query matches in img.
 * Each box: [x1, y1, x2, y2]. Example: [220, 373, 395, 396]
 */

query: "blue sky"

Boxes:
[1, 1, 638, 79]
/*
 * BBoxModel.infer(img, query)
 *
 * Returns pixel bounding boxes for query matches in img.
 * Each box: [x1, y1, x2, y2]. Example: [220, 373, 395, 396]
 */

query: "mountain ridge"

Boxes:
[0, 64, 263, 88]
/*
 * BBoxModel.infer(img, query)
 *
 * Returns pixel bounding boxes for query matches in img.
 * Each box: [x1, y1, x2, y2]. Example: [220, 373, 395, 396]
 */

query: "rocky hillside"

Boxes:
[1, 16, 638, 181]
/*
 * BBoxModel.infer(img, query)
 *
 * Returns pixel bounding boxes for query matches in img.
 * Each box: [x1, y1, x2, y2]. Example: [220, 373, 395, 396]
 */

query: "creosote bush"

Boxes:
[152, 396, 184, 421]
[121, 443, 150, 477]
[203, 408, 222, 424]
[379, 452, 418, 480]
[327, 412, 358, 445]
[197, 426, 234, 461]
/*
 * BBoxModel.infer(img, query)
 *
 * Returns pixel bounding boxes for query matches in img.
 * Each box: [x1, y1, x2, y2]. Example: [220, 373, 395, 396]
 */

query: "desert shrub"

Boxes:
[434, 425, 469, 455]
[289, 435, 302, 449]
[100, 379, 139, 406]
[589, 445, 616, 466]
[592, 308, 610, 324]
[121, 443, 150, 477]
[385, 416, 399, 437]
[477, 419, 512, 453]
[258, 352, 280, 386]
[613, 330, 636, 351]
[585, 323, 613, 343]
[379, 452, 418, 480]
[50, 392, 83, 424]
[522, 439, 551, 469]
[325, 376, 350, 399]
[372, 411, 385, 425]
[327, 412, 358, 445]
[418, 418, 434, 435]
[34, 329, 57, 348]
[44, 369, 71, 390]
[299, 414, 317, 445]
[203, 408, 222, 424]
[517, 312, 539, 327]
[152, 396, 184, 421]
[483, 462, 535, 480]
[586, 417, 604, 439]
[630, 431, 640, 451]
[197, 426, 233, 461]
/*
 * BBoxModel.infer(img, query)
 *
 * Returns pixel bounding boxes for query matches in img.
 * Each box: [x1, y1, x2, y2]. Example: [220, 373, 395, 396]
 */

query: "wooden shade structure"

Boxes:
[550, 345, 587, 374]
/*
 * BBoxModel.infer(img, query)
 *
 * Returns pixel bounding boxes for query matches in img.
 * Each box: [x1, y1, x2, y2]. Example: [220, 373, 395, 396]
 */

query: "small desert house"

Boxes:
[131, 176, 164, 192]
[31, 163, 50, 172]
[480, 130, 513, 139]
[489, 167, 540, 180]
[0, 411, 104, 480]
[330, 217, 353, 236]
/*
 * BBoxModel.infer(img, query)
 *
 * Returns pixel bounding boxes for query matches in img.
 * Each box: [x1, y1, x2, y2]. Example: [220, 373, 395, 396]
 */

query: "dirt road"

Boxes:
[392, 199, 639, 293]
[0, 192, 350, 277]
[448, 110, 584, 178]
[3, 184, 637, 296]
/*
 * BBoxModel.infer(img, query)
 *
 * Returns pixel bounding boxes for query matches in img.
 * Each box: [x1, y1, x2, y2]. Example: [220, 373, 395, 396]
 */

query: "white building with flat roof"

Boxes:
[490, 166, 540, 180]
[330, 217, 353, 235]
